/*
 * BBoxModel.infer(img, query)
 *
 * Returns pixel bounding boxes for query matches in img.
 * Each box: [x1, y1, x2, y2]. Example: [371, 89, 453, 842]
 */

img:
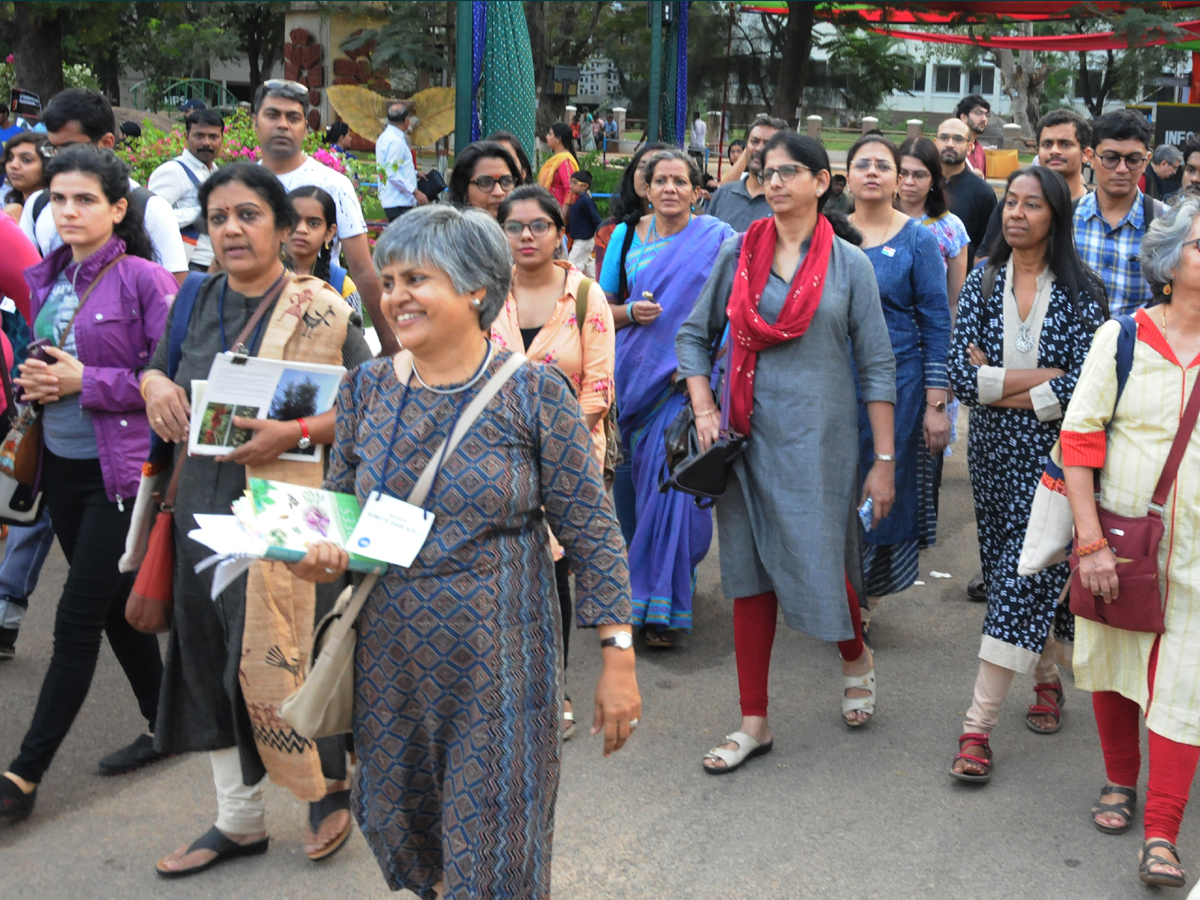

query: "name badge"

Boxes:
[346, 492, 435, 568]
[881, 246, 896, 257]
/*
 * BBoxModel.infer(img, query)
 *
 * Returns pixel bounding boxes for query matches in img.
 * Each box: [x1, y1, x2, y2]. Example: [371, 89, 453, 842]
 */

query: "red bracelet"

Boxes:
[1076, 537, 1109, 558]
[297, 417, 309, 441]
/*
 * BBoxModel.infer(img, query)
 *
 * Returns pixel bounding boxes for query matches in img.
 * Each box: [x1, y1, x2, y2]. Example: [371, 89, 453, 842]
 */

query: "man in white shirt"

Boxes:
[690, 111, 707, 152]
[19, 88, 188, 283]
[253, 79, 395, 355]
[147, 108, 224, 272]
[375, 101, 426, 221]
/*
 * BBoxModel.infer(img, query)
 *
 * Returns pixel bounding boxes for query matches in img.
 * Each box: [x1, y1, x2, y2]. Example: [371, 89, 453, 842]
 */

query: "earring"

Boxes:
[647, 202, 653, 210]
[690, 203, 696, 212]
[471, 297, 483, 308]
[1163, 283, 1173, 296]
[324, 240, 331, 250]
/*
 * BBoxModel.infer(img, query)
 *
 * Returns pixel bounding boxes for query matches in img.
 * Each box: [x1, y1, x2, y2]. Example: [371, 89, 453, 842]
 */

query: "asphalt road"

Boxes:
[1, 438, 1194, 899]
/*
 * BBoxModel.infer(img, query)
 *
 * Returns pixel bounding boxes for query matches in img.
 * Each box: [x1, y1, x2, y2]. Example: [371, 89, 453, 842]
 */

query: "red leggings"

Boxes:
[1091, 640, 1200, 843]
[733, 576, 865, 718]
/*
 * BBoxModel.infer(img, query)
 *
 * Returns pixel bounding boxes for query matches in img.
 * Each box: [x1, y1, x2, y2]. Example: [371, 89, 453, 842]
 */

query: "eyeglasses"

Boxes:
[261, 79, 310, 99]
[1097, 151, 1148, 170]
[1184, 238, 1200, 254]
[38, 141, 90, 160]
[502, 219, 554, 237]
[470, 175, 515, 192]
[898, 168, 931, 181]
[850, 158, 894, 173]
[936, 134, 968, 145]
[756, 164, 809, 184]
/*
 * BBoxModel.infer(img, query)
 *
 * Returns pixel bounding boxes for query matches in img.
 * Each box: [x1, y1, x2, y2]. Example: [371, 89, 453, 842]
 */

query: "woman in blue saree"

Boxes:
[600, 149, 736, 646]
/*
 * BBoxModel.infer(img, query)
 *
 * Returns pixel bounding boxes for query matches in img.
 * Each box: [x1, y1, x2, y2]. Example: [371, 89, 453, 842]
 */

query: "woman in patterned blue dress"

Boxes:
[947, 168, 1107, 782]
[290, 205, 641, 900]
[845, 134, 953, 614]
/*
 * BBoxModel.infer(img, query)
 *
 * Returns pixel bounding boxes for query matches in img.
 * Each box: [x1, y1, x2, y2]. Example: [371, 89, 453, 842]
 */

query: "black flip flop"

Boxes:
[156, 826, 269, 878]
[307, 789, 352, 861]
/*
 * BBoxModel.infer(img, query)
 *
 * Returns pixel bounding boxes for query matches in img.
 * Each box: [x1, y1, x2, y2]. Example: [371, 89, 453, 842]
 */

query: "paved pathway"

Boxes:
[1, 440, 1194, 899]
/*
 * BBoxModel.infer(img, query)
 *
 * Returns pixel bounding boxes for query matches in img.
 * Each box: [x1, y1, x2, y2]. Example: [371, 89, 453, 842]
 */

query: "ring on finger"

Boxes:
[629, 718, 639, 728]
[324, 567, 336, 574]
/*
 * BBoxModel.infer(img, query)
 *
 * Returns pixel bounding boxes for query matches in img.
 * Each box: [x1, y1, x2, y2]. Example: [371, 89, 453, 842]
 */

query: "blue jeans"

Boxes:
[612, 461, 637, 547]
[0, 505, 55, 630]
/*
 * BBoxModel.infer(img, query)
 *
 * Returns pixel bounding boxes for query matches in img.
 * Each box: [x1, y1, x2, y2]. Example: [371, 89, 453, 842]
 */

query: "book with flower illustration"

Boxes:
[188, 478, 386, 598]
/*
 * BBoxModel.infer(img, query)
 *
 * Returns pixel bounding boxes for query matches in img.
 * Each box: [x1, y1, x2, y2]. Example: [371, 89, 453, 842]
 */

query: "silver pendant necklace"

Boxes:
[1014, 322, 1036, 354]
[412, 343, 493, 395]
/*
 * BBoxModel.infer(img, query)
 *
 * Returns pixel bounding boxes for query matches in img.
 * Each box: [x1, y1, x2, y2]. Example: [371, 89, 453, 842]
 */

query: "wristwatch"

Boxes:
[874, 453, 896, 462]
[601, 631, 634, 650]
[927, 400, 947, 413]
[296, 417, 312, 451]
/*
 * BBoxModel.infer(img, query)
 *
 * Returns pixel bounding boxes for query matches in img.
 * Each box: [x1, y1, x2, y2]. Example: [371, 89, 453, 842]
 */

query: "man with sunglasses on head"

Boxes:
[19, 88, 188, 283]
[935, 117, 996, 269]
[252, 80, 397, 355]
[375, 100, 426, 222]
[1072, 109, 1163, 318]
[708, 115, 788, 232]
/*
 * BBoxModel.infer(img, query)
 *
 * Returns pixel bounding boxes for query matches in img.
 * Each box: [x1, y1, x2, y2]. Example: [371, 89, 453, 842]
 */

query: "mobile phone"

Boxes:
[857, 498, 874, 533]
[25, 338, 53, 365]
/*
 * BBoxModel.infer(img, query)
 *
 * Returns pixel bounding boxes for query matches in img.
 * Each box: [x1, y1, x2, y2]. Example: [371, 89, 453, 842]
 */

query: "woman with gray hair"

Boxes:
[1060, 194, 1200, 889]
[288, 204, 641, 900]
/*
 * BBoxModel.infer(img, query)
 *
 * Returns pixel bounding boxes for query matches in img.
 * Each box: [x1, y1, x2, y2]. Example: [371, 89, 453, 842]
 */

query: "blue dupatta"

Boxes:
[613, 214, 734, 630]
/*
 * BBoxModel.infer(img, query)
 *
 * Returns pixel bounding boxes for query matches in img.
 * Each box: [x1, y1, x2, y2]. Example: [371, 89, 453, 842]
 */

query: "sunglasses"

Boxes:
[1097, 151, 1148, 170]
[502, 219, 554, 237]
[261, 79, 310, 99]
[470, 175, 515, 192]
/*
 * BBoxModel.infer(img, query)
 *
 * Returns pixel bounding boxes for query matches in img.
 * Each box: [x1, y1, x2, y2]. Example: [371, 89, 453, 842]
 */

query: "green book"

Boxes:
[242, 478, 387, 575]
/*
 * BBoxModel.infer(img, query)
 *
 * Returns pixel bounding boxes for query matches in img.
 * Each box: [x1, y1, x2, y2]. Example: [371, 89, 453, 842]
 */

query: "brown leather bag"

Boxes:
[125, 275, 291, 634]
[1069, 373, 1200, 634]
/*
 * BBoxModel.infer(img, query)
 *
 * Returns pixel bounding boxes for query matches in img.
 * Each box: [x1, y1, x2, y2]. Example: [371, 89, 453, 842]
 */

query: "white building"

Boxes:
[578, 55, 622, 106]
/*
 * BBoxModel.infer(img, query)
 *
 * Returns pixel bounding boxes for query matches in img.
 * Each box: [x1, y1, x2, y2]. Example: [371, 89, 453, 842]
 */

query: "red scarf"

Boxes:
[726, 214, 834, 435]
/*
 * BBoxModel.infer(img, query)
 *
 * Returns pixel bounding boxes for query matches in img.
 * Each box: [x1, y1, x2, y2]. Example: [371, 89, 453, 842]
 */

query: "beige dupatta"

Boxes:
[237, 275, 353, 801]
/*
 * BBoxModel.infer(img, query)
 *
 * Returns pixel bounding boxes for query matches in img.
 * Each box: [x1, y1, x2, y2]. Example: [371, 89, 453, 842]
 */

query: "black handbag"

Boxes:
[659, 380, 746, 504]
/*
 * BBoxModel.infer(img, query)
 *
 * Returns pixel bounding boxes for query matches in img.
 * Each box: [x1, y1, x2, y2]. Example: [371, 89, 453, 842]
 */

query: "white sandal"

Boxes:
[842, 666, 877, 728]
[702, 731, 774, 775]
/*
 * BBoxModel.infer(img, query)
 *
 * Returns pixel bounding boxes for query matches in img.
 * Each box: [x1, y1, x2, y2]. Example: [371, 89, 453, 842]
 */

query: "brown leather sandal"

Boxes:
[1091, 784, 1136, 834]
[1139, 839, 1187, 888]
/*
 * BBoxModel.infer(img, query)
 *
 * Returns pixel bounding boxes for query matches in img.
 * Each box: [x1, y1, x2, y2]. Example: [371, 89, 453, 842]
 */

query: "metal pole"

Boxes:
[648, 0, 663, 143]
[454, 0, 473, 156]
[716, 3, 734, 179]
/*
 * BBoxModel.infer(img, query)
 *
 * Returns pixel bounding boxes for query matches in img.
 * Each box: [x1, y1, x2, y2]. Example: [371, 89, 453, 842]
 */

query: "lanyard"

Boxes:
[218, 272, 286, 354]
[374, 345, 493, 507]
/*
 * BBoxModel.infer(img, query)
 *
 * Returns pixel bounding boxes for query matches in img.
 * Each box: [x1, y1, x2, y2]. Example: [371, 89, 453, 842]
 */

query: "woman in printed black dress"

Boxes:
[947, 167, 1107, 782]
[289, 205, 640, 900]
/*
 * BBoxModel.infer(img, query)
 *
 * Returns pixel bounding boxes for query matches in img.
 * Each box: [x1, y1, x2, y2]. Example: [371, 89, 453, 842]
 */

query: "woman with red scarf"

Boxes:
[676, 132, 897, 774]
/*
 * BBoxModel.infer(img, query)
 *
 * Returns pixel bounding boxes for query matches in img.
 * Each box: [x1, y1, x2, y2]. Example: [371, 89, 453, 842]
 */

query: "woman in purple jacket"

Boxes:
[0, 147, 177, 824]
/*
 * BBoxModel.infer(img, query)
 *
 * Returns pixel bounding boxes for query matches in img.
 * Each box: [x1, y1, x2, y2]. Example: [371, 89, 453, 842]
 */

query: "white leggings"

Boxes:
[210, 748, 266, 835]
[963, 637, 1061, 734]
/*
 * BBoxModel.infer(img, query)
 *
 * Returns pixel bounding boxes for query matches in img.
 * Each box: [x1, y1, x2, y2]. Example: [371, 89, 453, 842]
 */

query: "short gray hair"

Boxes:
[1139, 193, 1200, 297]
[1152, 144, 1183, 166]
[373, 205, 511, 330]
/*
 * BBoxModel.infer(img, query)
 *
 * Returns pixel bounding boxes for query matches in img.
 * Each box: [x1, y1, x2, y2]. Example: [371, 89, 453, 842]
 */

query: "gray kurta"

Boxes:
[676, 235, 896, 640]
[152, 274, 372, 784]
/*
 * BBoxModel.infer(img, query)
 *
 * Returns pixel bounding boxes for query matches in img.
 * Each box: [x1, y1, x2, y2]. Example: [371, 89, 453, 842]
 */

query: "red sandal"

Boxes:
[950, 732, 992, 783]
[1026, 682, 1064, 735]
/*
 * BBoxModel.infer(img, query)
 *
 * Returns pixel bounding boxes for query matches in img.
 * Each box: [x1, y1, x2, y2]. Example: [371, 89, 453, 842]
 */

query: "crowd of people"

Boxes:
[0, 78, 1196, 899]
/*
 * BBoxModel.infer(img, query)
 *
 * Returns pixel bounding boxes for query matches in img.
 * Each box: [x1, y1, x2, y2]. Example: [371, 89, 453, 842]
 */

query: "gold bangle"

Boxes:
[696, 409, 720, 419]
[139, 373, 162, 402]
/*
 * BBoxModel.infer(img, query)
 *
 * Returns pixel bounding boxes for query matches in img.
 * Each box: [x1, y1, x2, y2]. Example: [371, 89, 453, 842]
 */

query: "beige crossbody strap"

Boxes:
[335, 350, 527, 619]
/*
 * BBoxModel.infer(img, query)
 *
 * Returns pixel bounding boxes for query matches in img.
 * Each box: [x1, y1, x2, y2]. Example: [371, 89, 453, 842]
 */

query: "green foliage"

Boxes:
[341, 1, 448, 76]
[119, 12, 240, 110]
[814, 30, 914, 117]
[0, 58, 100, 102]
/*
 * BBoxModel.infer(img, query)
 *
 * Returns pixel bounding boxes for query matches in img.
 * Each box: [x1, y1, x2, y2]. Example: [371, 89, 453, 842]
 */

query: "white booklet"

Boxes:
[187, 352, 345, 463]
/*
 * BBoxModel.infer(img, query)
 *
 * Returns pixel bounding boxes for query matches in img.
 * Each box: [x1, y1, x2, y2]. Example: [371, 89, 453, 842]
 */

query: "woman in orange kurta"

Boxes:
[492, 184, 615, 740]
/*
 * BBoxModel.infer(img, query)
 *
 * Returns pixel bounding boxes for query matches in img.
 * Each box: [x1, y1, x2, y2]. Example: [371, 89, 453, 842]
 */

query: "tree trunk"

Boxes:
[770, 1, 815, 121]
[13, 3, 64, 106]
[994, 23, 1050, 140]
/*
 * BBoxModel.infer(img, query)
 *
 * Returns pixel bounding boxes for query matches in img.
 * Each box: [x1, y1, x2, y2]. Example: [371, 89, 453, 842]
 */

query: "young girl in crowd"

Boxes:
[285, 186, 363, 315]
[4, 132, 48, 221]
